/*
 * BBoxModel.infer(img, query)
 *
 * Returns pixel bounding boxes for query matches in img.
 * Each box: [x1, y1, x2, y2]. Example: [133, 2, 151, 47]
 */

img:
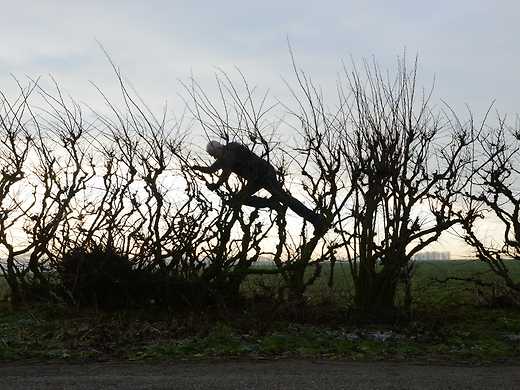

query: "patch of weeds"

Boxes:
[258, 333, 297, 354]
[378, 341, 421, 360]
[495, 316, 520, 333]
[0, 336, 20, 360]
[469, 337, 513, 361]
[141, 322, 256, 359]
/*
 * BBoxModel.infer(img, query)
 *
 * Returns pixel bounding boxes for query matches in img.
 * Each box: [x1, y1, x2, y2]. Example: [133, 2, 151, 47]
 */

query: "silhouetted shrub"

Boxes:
[132, 269, 213, 307]
[59, 245, 134, 309]
[58, 245, 216, 309]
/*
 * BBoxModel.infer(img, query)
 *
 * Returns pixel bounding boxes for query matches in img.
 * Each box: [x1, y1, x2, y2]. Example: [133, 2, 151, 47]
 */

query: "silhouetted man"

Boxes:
[193, 141, 324, 230]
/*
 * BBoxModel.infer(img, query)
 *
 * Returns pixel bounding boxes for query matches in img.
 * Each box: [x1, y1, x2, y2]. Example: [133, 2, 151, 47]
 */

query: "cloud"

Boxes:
[1, 1, 517, 118]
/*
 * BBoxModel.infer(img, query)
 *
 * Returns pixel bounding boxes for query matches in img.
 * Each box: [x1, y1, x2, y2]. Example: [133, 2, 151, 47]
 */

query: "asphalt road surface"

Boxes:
[1, 359, 519, 389]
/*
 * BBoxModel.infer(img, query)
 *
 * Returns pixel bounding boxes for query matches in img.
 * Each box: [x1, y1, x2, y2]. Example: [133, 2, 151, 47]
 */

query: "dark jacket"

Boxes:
[219, 142, 278, 186]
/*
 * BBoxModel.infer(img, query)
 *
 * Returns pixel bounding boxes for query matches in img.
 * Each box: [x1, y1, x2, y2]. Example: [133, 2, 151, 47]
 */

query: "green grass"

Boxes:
[244, 259, 520, 307]
[1, 260, 520, 363]
[3, 303, 517, 363]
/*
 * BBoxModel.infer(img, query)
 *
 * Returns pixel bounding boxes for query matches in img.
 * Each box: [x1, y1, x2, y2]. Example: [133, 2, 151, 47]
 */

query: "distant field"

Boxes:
[245, 259, 520, 307]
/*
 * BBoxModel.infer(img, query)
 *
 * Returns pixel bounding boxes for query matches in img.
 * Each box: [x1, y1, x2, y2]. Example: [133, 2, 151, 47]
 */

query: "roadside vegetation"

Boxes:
[0, 53, 519, 362]
[1, 261, 520, 362]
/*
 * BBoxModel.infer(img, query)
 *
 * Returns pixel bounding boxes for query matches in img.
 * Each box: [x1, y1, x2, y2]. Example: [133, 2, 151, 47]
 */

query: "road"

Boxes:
[1, 359, 519, 389]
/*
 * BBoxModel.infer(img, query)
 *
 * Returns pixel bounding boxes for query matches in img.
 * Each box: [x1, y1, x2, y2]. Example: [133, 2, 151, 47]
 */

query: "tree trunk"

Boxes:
[354, 265, 400, 321]
[287, 264, 306, 304]
[5, 273, 21, 306]
[5, 254, 23, 306]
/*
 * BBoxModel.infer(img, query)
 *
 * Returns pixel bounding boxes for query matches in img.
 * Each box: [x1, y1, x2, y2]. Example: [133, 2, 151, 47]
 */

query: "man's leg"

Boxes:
[229, 182, 256, 205]
[267, 182, 325, 229]
[241, 195, 283, 210]
[230, 182, 281, 210]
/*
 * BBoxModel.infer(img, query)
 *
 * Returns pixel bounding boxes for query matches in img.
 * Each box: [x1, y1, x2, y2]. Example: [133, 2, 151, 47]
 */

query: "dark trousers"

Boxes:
[234, 180, 322, 227]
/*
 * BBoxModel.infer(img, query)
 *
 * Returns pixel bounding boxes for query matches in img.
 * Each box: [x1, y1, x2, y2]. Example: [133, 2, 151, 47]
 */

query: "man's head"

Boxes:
[206, 140, 225, 159]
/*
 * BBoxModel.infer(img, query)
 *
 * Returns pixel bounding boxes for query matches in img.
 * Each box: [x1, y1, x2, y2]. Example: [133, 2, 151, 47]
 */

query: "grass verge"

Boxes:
[1, 302, 519, 364]
[1, 260, 519, 363]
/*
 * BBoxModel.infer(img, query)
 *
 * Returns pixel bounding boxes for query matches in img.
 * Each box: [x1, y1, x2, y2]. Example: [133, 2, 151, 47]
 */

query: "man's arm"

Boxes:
[211, 168, 231, 189]
[192, 160, 223, 174]
[192, 160, 231, 191]
[205, 168, 231, 191]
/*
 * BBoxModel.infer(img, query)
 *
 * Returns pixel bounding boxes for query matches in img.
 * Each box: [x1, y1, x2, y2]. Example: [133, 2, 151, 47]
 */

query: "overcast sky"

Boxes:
[1, 1, 518, 257]
[2, 1, 518, 115]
